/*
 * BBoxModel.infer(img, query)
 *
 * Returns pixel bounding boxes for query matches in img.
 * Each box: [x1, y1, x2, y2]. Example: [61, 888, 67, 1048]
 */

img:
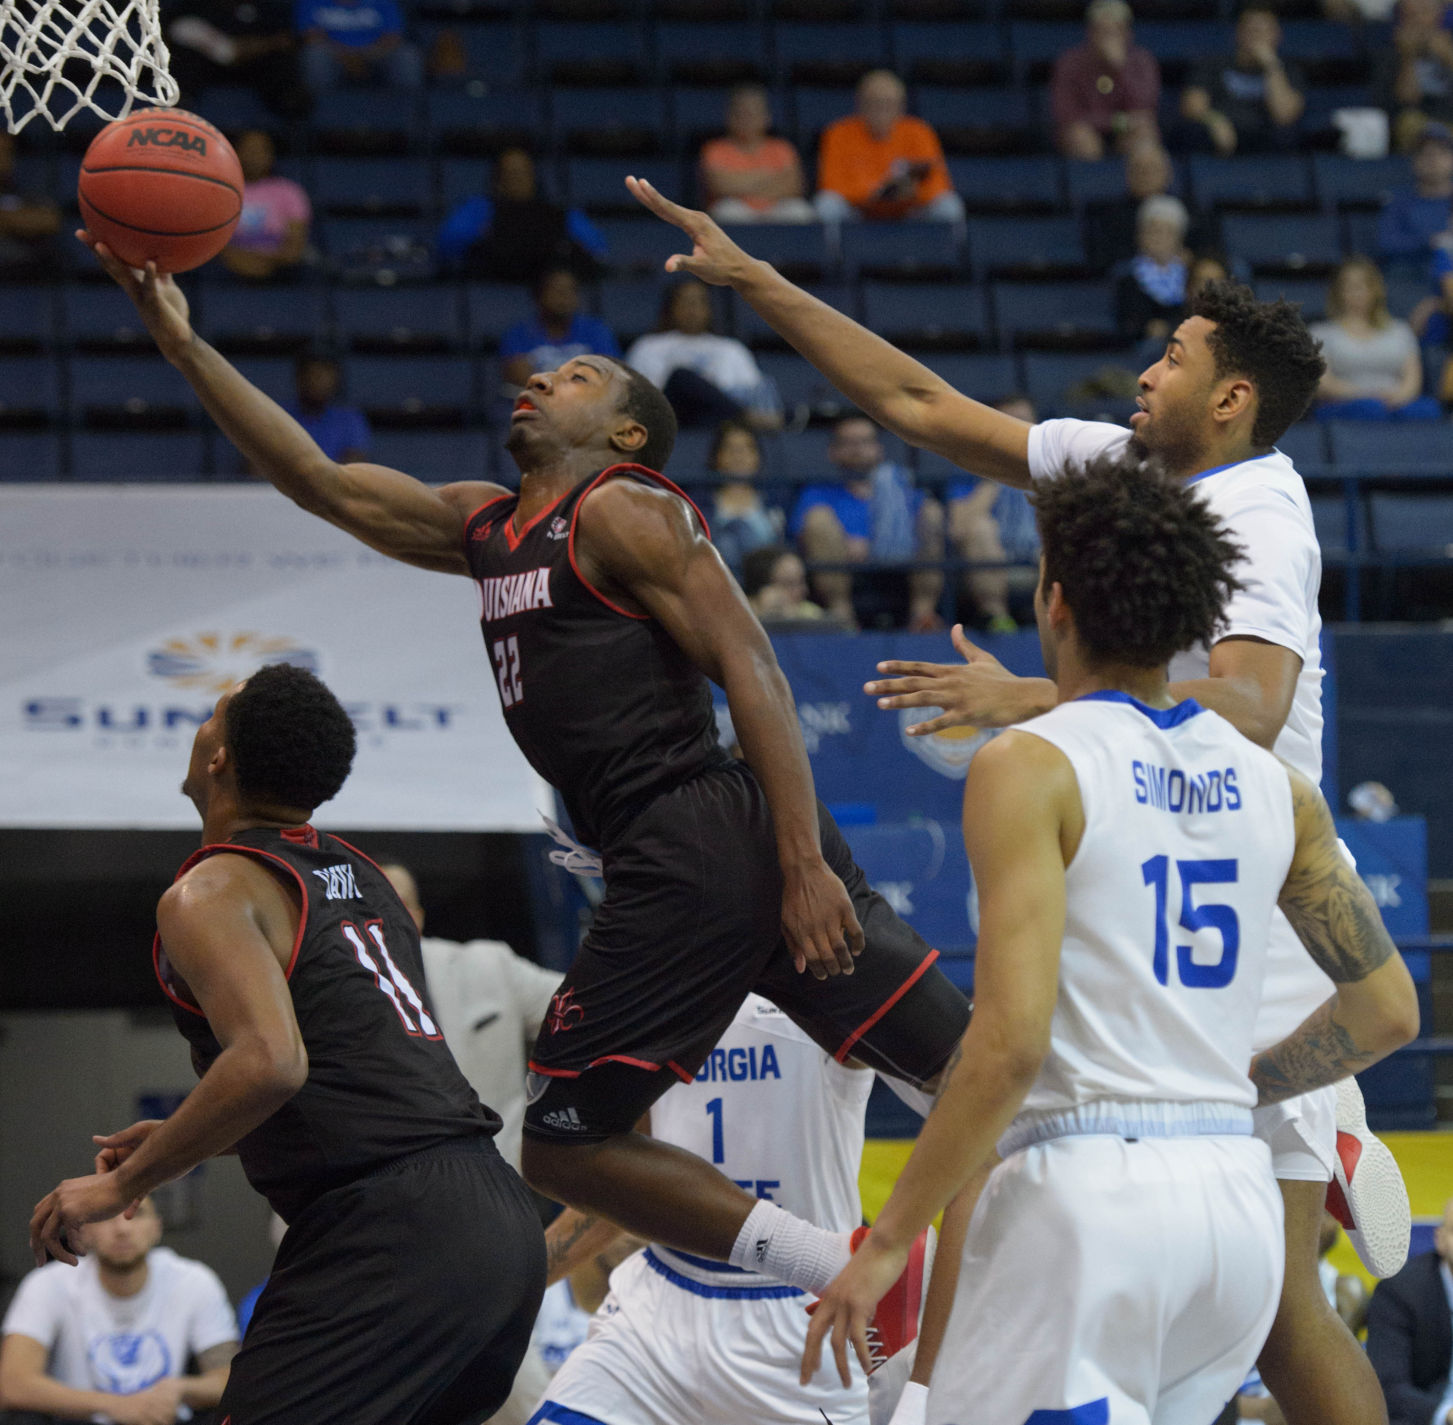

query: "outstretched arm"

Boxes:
[576, 477, 862, 979]
[802, 732, 1073, 1388]
[1251, 770, 1420, 1105]
[80, 235, 506, 573]
[627, 178, 1033, 490]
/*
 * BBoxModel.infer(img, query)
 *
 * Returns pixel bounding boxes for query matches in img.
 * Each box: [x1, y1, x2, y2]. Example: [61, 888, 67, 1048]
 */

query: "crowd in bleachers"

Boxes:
[5, 0, 1453, 622]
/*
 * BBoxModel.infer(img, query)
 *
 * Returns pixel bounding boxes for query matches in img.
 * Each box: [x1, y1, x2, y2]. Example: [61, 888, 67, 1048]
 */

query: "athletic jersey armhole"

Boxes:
[1003, 727, 1091, 876]
[566, 464, 713, 621]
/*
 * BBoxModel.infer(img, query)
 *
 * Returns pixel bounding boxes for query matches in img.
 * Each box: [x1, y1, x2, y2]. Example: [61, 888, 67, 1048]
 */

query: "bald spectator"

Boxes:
[1050, 0, 1161, 161]
[814, 71, 964, 224]
[0, 1197, 237, 1424]
[1180, 6, 1306, 157]
[699, 85, 815, 225]
[1367, 1195, 1453, 1425]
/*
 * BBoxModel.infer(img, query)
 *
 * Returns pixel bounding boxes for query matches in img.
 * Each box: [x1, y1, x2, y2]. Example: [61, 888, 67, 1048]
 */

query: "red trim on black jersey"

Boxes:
[527, 1060, 581, 1078]
[566, 464, 713, 621]
[153, 844, 312, 1016]
[463, 493, 513, 540]
[833, 948, 940, 1064]
[279, 824, 320, 849]
[665, 1060, 696, 1083]
[505, 487, 571, 552]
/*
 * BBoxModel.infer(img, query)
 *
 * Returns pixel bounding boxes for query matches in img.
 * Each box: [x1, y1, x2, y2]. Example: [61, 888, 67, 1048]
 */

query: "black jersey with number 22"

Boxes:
[463, 465, 732, 850]
[155, 825, 500, 1222]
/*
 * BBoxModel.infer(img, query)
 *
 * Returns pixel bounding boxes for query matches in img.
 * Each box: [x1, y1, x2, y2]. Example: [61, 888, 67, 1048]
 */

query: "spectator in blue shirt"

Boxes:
[500, 267, 619, 391]
[790, 414, 945, 631]
[436, 148, 607, 285]
[295, 0, 422, 89]
[283, 354, 371, 462]
[1379, 124, 1453, 271]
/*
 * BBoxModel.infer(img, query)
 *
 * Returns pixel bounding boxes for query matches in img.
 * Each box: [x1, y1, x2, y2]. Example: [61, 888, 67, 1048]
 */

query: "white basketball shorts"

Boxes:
[529, 1248, 869, 1425]
[927, 1133, 1284, 1425]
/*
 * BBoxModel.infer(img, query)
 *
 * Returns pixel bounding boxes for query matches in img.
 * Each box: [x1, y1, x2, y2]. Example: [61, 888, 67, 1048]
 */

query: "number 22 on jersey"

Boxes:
[493, 636, 523, 708]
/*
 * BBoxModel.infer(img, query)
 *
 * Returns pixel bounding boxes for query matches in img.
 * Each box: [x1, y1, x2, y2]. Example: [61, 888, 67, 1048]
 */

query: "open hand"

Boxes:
[801, 1232, 908, 1387]
[864, 624, 1052, 734]
[30, 1171, 132, 1266]
[625, 176, 757, 287]
[76, 231, 193, 361]
[781, 858, 864, 980]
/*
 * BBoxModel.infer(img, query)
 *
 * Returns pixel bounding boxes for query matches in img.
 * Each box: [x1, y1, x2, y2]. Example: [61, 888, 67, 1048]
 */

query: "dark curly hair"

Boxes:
[224, 664, 356, 812]
[1191, 279, 1325, 448]
[610, 358, 677, 473]
[1033, 451, 1246, 669]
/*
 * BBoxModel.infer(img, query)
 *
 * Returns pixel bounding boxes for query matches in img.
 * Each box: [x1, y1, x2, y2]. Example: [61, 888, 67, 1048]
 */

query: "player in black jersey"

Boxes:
[76, 237, 971, 1319]
[30, 664, 545, 1425]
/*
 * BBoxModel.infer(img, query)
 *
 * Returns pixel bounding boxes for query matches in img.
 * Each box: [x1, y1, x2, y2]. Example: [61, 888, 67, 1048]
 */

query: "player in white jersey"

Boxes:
[625, 176, 1408, 1425]
[527, 994, 875, 1425]
[802, 454, 1418, 1425]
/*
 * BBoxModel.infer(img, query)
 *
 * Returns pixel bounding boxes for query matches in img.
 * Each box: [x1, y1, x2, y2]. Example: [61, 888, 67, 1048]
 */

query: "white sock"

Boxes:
[728, 1199, 853, 1293]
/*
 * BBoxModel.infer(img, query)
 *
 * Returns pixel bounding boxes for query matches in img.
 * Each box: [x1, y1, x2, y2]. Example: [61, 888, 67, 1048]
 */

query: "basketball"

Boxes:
[77, 107, 244, 273]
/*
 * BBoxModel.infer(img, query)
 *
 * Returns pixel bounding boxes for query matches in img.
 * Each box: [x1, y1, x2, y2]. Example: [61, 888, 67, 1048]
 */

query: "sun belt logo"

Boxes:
[547, 988, 586, 1035]
[898, 707, 1000, 780]
[147, 632, 320, 694]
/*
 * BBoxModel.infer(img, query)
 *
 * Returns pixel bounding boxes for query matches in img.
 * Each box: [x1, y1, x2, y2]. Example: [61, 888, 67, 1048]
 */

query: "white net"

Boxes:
[1, 0, 179, 133]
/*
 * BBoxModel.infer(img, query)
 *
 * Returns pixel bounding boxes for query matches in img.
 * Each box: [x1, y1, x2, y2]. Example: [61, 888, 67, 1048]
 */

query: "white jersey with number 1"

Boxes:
[532, 995, 873, 1425]
[929, 692, 1293, 1425]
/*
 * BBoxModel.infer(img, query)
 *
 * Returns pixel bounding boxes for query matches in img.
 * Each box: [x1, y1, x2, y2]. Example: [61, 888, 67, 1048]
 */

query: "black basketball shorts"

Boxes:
[219, 1138, 545, 1425]
[523, 764, 971, 1143]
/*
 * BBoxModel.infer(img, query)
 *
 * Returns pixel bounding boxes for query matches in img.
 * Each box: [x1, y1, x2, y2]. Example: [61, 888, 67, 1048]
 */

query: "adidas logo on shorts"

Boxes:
[542, 1106, 587, 1132]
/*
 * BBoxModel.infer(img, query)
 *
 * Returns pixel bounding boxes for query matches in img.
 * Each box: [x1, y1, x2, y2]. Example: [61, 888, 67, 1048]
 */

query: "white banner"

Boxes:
[0, 485, 552, 830]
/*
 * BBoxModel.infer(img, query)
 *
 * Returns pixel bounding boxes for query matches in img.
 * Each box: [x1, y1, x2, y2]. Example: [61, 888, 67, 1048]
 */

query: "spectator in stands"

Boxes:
[944, 394, 1040, 634]
[1378, 0, 1453, 153]
[1323, 0, 1398, 18]
[1083, 140, 1186, 269]
[295, 0, 423, 89]
[790, 414, 945, 631]
[283, 354, 371, 462]
[1115, 195, 1193, 343]
[220, 129, 311, 282]
[1366, 1195, 1453, 1425]
[1179, 5, 1306, 156]
[625, 280, 781, 429]
[0, 1196, 238, 1423]
[437, 148, 607, 285]
[813, 70, 964, 224]
[0, 131, 59, 278]
[741, 545, 827, 625]
[1379, 123, 1453, 268]
[699, 85, 815, 225]
[1312, 256, 1441, 419]
[1188, 251, 1231, 302]
[1050, 0, 1161, 162]
[167, 0, 309, 120]
[499, 267, 620, 392]
[706, 421, 781, 577]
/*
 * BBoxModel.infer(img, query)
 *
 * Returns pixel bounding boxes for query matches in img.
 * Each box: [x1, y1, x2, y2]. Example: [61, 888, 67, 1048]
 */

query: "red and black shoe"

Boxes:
[1326, 1076, 1411, 1279]
[849, 1223, 936, 1373]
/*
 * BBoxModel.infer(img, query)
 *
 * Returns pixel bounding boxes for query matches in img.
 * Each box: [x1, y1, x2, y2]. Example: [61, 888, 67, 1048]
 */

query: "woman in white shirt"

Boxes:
[626, 280, 781, 429]
[1311, 257, 1441, 421]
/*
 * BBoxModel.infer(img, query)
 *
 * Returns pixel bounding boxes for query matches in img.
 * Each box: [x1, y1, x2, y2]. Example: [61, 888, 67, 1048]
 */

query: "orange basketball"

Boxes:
[78, 108, 244, 273]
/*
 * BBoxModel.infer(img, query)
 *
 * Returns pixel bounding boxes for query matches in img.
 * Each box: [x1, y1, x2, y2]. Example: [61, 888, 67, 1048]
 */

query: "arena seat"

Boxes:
[347, 354, 481, 424]
[550, 88, 669, 156]
[0, 284, 58, 353]
[69, 430, 210, 479]
[61, 283, 159, 352]
[947, 154, 1065, 214]
[772, 21, 887, 85]
[913, 86, 1037, 152]
[1313, 153, 1412, 212]
[904, 349, 1020, 401]
[319, 216, 440, 280]
[597, 275, 673, 343]
[0, 353, 61, 424]
[463, 282, 538, 347]
[193, 86, 274, 133]
[332, 284, 466, 353]
[368, 428, 496, 479]
[890, 21, 1008, 85]
[314, 157, 434, 218]
[1327, 421, 1453, 475]
[1006, 21, 1081, 83]
[839, 221, 964, 278]
[1020, 348, 1140, 415]
[791, 86, 858, 146]
[592, 217, 688, 274]
[1217, 212, 1341, 276]
[757, 349, 849, 409]
[861, 280, 989, 347]
[1188, 154, 1316, 212]
[312, 89, 423, 155]
[1252, 276, 1328, 323]
[1369, 491, 1453, 555]
[194, 283, 327, 357]
[67, 356, 200, 426]
[533, 21, 650, 85]
[564, 157, 683, 211]
[423, 89, 544, 155]
[1309, 490, 1357, 554]
[230, 356, 298, 405]
[733, 283, 855, 345]
[655, 21, 768, 85]
[418, 20, 526, 85]
[721, 222, 830, 280]
[663, 427, 715, 481]
[0, 430, 63, 480]
[965, 213, 1086, 279]
[991, 281, 1118, 349]
[1274, 422, 1328, 471]
[1341, 210, 1381, 260]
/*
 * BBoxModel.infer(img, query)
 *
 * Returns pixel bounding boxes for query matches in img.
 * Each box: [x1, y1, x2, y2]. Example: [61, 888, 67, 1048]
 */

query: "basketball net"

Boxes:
[1, 0, 179, 133]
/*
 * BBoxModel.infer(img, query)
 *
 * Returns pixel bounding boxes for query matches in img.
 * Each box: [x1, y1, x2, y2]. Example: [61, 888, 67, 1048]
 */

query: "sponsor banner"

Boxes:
[0, 486, 551, 829]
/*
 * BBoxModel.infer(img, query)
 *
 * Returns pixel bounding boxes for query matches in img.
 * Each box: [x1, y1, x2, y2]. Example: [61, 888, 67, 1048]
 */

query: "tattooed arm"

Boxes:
[1250, 768, 1420, 1105]
[543, 1206, 624, 1286]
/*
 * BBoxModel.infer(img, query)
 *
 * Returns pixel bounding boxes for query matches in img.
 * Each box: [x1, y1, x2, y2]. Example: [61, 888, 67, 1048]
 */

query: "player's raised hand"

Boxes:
[625, 176, 756, 287]
[781, 859, 864, 980]
[76, 231, 194, 362]
[864, 624, 1052, 735]
[802, 1233, 908, 1388]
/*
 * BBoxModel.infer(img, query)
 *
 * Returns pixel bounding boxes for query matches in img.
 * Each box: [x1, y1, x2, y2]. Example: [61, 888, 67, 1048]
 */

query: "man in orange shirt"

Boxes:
[700, 84, 815, 224]
[814, 70, 964, 224]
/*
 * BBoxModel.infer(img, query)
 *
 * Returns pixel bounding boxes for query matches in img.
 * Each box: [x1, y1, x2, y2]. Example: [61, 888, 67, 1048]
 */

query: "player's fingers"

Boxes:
[905, 710, 963, 737]
[844, 908, 865, 958]
[951, 623, 988, 662]
[800, 1303, 825, 1384]
[831, 1311, 854, 1389]
[123, 1199, 142, 1220]
[626, 176, 697, 231]
[873, 660, 948, 679]
[873, 687, 952, 711]
[850, 1314, 874, 1377]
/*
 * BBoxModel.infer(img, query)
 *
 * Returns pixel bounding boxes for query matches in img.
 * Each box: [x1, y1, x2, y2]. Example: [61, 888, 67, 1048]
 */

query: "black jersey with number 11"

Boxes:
[155, 825, 500, 1222]
[463, 465, 732, 850]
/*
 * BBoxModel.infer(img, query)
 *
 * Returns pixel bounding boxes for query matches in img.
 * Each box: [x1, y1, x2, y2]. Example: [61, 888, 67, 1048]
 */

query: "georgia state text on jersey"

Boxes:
[155, 825, 500, 1221]
[1000, 690, 1296, 1156]
[463, 466, 732, 850]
